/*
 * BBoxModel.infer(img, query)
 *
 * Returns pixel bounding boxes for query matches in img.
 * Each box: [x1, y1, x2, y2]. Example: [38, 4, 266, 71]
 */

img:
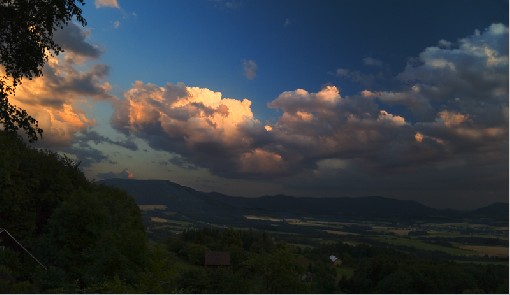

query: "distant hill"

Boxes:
[100, 178, 509, 223]
[471, 202, 509, 220]
[99, 178, 241, 223]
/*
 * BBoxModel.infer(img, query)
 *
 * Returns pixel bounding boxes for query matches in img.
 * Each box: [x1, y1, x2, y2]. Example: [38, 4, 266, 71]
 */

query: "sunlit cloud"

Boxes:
[239, 148, 285, 174]
[112, 81, 272, 177]
[95, 0, 119, 9]
[1, 23, 116, 170]
[8, 25, 112, 148]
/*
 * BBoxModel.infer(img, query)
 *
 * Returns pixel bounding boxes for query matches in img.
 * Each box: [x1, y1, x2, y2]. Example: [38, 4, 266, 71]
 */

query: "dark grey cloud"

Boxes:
[167, 155, 199, 170]
[76, 129, 138, 151]
[97, 169, 134, 180]
[335, 67, 385, 87]
[58, 144, 114, 168]
[53, 23, 102, 59]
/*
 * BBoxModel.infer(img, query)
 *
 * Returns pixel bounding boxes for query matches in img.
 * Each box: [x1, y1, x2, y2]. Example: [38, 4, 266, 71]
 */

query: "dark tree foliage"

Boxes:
[0, 131, 148, 293]
[0, 0, 86, 141]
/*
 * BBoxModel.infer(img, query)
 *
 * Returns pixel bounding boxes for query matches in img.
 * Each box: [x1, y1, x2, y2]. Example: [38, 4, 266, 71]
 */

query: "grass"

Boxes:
[458, 245, 509, 258]
[336, 266, 354, 280]
[323, 229, 357, 236]
[139, 204, 168, 211]
[151, 217, 169, 223]
[455, 260, 509, 266]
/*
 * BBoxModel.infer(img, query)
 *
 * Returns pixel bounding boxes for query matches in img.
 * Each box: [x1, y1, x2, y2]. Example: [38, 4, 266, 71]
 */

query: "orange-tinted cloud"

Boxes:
[1, 24, 114, 169]
[95, 0, 119, 9]
[112, 81, 276, 177]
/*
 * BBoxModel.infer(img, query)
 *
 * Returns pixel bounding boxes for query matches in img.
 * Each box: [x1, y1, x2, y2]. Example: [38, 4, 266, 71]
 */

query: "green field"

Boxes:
[373, 236, 474, 256]
[458, 245, 509, 258]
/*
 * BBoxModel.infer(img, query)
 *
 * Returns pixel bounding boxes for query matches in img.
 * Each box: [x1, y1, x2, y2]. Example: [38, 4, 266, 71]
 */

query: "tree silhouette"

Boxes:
[0, 0, 86, 142]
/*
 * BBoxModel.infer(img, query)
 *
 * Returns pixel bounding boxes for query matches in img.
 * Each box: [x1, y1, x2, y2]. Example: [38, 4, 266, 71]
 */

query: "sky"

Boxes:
[8, 0, 509, 209]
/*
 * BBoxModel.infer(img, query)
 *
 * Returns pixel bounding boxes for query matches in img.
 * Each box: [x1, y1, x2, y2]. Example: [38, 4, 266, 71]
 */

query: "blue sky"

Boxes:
[11, 0, 508, 209]
[84, 0, 507, 102]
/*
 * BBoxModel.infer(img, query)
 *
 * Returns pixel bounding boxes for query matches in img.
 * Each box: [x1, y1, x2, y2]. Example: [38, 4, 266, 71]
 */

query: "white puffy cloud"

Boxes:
[95, 0, 119, 9]
[268, 85, 341, 113]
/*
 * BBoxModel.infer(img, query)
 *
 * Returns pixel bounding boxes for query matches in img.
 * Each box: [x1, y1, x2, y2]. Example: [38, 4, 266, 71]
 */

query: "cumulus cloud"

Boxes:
[243, 59, 257, 80]
[346, 24, 507, 178]
[109, 23, 507, 204]
[53, 23, 102, 62]
[111, 82, 417, 177]
[1, 23, 115, 171]
[95, 0, 119, 9]
[112, 81, 277, 177]
[396, 23, 508, 123]
[266, 85, 419, 173]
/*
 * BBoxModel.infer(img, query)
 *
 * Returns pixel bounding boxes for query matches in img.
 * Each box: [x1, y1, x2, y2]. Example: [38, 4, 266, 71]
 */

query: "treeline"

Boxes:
[0, 131, 508, 293]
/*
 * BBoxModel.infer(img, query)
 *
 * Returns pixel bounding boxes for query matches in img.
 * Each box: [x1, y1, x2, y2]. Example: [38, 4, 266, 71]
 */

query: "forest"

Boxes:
[0, 130, 508, 293]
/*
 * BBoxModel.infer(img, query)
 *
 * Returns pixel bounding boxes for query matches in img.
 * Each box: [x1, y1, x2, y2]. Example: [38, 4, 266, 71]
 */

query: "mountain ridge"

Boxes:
[99, 178, 508, 223]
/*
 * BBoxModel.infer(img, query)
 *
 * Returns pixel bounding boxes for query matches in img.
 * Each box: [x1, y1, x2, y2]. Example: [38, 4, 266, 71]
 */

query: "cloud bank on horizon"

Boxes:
[3, 11, 508, 208]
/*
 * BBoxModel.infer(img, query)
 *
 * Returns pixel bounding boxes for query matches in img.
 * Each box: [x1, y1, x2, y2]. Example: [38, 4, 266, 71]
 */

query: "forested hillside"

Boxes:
[0, 131, 147, 292]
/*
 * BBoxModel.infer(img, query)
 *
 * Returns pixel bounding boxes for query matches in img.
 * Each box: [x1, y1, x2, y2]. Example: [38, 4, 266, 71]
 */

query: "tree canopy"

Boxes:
[0, 0, 86, 142]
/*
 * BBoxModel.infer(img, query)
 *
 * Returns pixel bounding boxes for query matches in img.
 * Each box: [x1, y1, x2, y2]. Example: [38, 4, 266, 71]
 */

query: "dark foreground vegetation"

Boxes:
[0, 131, 508, 293]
